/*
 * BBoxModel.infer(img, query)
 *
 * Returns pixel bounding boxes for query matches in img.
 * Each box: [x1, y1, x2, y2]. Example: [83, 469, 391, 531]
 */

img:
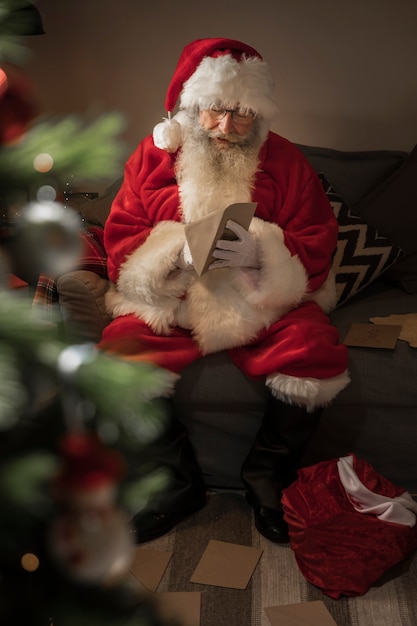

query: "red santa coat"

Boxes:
[100, 131, 349, 408]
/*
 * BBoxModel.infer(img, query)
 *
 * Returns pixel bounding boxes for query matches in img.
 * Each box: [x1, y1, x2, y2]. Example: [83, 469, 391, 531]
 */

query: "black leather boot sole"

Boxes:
[252, 505, 290, 543]
[131, 488, 207, 543]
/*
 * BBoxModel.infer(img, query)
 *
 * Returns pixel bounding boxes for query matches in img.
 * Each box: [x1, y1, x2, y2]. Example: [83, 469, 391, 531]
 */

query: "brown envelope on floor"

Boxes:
[154, 591, 201, 626]
[370, 312, 417, 348]
[343, 322, 402, 349]
[265, 600, 337, 626]
[190, 539, 262, 589]
[129, 548, 173, 593]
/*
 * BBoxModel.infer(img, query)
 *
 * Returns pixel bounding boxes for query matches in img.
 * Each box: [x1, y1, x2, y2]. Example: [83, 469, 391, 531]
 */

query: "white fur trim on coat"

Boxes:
[266, 369, 351, 411]
[105, 221, 192, 335]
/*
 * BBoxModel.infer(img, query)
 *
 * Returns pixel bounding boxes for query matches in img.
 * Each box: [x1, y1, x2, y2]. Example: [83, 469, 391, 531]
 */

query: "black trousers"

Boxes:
[241, 395, 322, 509]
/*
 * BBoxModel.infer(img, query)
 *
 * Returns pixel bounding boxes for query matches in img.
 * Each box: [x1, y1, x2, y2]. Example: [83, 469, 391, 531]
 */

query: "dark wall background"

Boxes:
[26, 1, 417, 175]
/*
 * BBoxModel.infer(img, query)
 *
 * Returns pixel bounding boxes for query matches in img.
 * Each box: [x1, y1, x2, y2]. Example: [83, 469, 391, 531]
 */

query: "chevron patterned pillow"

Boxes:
[319, 173, 404, 307]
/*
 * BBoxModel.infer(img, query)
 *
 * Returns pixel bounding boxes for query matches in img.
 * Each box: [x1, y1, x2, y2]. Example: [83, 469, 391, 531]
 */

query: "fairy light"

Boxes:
[36, 185, 57, 203]
[58, 344, 92, 375]
[21, 552, 40, 572]
[33, 152, 54, 173]
[0, 67, 8, 95]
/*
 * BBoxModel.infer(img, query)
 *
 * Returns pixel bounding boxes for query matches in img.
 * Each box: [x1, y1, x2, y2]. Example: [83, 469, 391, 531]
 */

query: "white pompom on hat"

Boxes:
[153, 37, 278, 152]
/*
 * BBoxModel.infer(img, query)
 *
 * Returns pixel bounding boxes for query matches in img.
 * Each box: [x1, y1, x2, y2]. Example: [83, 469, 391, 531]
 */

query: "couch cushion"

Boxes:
[320, 174, 403, 307]
[297, 144, 408, 209]
[352, 145, 417, 293]
[57, 270, 111, 343]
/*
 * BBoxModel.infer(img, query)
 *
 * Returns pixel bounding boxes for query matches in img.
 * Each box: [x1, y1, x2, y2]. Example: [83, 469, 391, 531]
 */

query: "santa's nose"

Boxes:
[218, 112, 234, 133]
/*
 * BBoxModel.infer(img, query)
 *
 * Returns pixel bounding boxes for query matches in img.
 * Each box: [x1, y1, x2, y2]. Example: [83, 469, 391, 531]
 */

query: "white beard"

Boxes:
[175, 113, 266, 223]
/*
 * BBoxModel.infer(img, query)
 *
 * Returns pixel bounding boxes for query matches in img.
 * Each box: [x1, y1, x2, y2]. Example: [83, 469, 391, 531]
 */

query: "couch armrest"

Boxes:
[56, 270, 111, 343]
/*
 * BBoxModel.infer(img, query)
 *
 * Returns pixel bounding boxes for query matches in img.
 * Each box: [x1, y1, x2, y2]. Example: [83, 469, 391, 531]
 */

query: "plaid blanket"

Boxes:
[32, 226, 107, 321]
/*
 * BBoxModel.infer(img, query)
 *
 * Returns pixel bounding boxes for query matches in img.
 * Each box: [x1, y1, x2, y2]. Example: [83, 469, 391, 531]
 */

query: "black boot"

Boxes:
[241, 395, 322, 543]
[130, 400, 206, 543]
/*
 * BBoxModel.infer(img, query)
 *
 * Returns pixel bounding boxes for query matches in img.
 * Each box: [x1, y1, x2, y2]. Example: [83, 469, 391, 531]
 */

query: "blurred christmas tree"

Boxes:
[0, 3, 174, 624]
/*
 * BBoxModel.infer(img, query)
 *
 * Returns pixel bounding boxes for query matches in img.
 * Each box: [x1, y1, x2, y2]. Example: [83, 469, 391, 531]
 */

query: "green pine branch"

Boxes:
[0, 113, 128, 197]
[0, 290, 173, 444]
[0, 0, 44, 62]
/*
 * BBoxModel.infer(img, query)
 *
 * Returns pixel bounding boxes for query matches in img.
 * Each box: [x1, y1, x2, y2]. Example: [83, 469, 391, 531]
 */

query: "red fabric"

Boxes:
[8, 274, 28, 289]
[99, 301, 347, 380]
[54, 432, 125, 492]
[99, 314, 203, 372]
[229, 301, 346, 379]
[0, 64, 38, 145]
[281, 455, 417, 599]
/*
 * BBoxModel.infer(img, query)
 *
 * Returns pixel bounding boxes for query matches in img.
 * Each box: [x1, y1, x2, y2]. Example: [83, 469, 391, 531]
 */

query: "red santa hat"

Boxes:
[153, 37, 278, 152]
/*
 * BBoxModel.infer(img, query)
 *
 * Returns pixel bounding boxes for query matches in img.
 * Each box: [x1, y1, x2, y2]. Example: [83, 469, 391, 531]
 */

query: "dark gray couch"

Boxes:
[54, 142, 417, 494]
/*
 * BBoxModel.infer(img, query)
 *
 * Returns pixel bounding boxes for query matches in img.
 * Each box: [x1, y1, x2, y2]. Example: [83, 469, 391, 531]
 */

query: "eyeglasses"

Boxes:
[206, 106, 256, 124]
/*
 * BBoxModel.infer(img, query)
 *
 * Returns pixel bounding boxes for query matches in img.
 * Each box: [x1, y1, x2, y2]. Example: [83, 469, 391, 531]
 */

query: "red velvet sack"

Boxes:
[281, 454, 417, 599]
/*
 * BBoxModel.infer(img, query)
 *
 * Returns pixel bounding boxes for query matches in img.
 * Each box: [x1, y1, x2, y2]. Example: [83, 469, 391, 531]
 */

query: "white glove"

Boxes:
[209, 220, 260, 269]
[177, 240, 194, 270]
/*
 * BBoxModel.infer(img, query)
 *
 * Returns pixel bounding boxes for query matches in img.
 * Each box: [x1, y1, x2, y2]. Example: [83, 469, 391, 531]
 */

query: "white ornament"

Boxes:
[48, 501, 134, 585]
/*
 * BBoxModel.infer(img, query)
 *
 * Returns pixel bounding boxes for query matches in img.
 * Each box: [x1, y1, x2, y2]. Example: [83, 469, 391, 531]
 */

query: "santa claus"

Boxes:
[99, 38, 349, 544]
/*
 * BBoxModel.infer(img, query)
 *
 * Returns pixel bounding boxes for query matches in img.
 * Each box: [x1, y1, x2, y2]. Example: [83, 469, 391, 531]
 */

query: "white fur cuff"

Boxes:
[107, 221, 193, 334]
[266, 369, 351, 411]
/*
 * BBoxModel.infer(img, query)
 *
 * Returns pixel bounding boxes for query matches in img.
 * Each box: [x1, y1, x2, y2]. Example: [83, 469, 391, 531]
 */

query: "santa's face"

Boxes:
[199, 107, 255, 149]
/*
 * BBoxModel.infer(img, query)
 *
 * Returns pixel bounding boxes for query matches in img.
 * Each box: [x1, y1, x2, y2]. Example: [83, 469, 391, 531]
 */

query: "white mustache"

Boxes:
[208, 130, 243, 144]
